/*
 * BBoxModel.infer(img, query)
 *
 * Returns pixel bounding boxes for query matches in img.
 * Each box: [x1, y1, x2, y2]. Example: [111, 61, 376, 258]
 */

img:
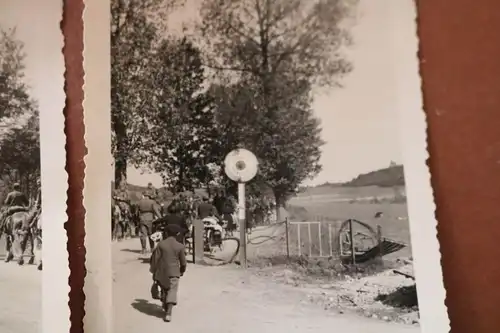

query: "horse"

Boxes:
[2, 201, 39, 266]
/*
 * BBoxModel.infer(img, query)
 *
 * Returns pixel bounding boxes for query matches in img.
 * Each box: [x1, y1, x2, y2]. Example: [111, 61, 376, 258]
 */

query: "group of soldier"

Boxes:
[0, 182, 32, 233]
[112, 182, 240, 254]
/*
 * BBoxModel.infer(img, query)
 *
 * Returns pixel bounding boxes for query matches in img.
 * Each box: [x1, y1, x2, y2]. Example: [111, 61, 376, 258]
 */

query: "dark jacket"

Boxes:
[221, 199, 235, 214]
[4, 190, 29, 207]
[197, 202, 218, 219]
[155, 214, 189, 234]
[150, 237, 186, 289]
[213, 195, 224, 215]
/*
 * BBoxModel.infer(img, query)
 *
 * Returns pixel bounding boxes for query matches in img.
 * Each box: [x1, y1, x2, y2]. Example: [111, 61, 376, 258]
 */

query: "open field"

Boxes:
[289, 186, 410, 257]
[244, 186, 411, 262]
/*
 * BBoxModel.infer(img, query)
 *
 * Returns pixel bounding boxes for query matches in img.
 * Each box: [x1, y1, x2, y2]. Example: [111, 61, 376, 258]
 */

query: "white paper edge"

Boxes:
[391, 1, 450, 332]
[39, 0, 71, 332]
[82, 0, 113, 331]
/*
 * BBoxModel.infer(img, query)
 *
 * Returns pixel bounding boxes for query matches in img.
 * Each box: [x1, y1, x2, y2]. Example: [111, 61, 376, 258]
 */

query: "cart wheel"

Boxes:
[338, 219, 377, 256]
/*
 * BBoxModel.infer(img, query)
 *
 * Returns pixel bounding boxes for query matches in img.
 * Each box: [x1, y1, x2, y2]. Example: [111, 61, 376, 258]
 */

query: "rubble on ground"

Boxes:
[254, 262, 419, 325]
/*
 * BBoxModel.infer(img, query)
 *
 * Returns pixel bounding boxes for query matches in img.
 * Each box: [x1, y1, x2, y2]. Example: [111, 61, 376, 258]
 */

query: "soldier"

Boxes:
[154, 203, 189, 244]
[138, 191, 162, 254]
[113, 183, 130, 203]
[197, 196, 219, 220]
[177, 193, 190, 218]
[4, 183, 29, 207]
[213, 190, 224, 216]
[112, 184, 133, 238]
[35, 178, 42, 210]
[146, 182, 159, 202]
[0, 183, 29, 231]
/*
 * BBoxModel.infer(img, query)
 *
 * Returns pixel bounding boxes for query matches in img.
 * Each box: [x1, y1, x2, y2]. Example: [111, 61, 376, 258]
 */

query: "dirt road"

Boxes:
[0, 238, 41, 333]
[113, 238, 419, 333]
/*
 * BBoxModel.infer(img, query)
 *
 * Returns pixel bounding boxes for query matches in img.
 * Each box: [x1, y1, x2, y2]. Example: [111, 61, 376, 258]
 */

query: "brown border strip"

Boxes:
[62, 0, 86, 332]
[418, 0, 500, 332]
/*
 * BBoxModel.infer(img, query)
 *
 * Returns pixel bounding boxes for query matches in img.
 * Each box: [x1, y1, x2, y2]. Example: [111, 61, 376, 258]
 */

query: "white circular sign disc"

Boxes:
[224, 148, 258, 183]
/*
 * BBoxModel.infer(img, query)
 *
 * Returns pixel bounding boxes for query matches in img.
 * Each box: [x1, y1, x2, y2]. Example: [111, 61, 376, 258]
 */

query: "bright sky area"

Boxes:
[4, 0, 403, 188]
[128, 0, 403, 187]
[0, 1, 63, 129]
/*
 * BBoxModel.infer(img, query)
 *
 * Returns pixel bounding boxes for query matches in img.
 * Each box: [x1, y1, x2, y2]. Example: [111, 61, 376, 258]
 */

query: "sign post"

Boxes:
[192, 218, 204, 264]
[224, 148, 258, 268]
[237, 182, 246, 267]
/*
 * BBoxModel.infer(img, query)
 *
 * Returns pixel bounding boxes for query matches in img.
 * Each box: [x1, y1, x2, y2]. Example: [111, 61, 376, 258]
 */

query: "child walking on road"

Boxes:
[149, 224, 187, 322]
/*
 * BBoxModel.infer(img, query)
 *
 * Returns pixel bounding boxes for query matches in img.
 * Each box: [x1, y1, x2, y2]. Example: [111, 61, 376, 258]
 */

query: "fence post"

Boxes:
[318, 223, 322, 257]
[307, 222, 312, 256]
[349, 219, 356, 265]
[328, 223, 333, 257]
[377, 224, 383, 258]
[285, 217, 290, 259]
[297, 224, 301, 256]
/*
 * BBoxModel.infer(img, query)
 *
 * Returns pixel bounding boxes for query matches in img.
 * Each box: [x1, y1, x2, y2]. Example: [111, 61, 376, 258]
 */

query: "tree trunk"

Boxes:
[114, 156, 127, 190]
[178, 162, 184, 193]
[112, 98, 128, 190]
[274, 192, 282, 223]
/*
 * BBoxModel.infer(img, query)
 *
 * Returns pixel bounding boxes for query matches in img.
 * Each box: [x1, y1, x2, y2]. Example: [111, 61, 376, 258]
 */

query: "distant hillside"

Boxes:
[342, 165, 405, 187]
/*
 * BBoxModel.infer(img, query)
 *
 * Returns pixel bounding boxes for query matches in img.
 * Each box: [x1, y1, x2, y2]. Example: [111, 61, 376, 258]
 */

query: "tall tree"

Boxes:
[0, 111, 40, 199]
[143, 37, 217, 193]
[198, 0, 354, 217]
[110, 0, 184, 189]
[0, 27, 40, 199]
[0, 28, 33, 119]
[209, 78, 324, 217]
[198, 0, 354, 86]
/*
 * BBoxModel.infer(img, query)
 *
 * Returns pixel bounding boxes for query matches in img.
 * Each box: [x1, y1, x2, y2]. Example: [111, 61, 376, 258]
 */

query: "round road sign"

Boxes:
[224, 149, 258, 183]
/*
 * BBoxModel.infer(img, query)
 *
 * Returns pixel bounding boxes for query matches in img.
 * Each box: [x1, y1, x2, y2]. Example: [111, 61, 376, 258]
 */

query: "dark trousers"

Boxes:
[223, 213, 236, 231]
[139, 223, 155, 251]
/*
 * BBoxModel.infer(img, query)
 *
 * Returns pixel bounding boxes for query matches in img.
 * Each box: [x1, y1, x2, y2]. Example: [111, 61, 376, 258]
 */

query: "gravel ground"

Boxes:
[252, 263, 419, 325]
[113, 238, 420, 333]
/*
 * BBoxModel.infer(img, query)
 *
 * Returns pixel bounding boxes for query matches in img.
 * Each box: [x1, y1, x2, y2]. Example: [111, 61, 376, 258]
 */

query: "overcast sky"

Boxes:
[0, 0, 63, 127]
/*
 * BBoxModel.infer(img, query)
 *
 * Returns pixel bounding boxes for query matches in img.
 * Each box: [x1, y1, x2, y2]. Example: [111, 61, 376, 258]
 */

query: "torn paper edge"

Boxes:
[82, 0, 113, 331]
[41, 0, 71, 332]
[391, 1, 450, 332]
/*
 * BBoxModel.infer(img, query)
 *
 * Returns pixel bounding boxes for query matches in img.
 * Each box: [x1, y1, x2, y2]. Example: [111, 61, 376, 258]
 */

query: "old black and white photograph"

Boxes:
[105, 0, 447, 332]
[0, 1, 69, 333]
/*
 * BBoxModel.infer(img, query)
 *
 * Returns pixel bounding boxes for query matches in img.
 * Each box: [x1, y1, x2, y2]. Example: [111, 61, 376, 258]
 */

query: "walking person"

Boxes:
[197, 196, 219, 220]
[112, 184, 132, 239]
[213, 190, 224, 216]
[137, 192, 161, 255]
[221, 194, 236, 236]
[149, 224, 187, 323]
[154, 203, 189, 244]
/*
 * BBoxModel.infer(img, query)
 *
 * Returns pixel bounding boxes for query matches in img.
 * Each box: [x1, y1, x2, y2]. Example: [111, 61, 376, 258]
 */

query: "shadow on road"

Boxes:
[139, 258, 151, 264]
[121, 249, 143, 254]
[131, 299, 164, 319]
